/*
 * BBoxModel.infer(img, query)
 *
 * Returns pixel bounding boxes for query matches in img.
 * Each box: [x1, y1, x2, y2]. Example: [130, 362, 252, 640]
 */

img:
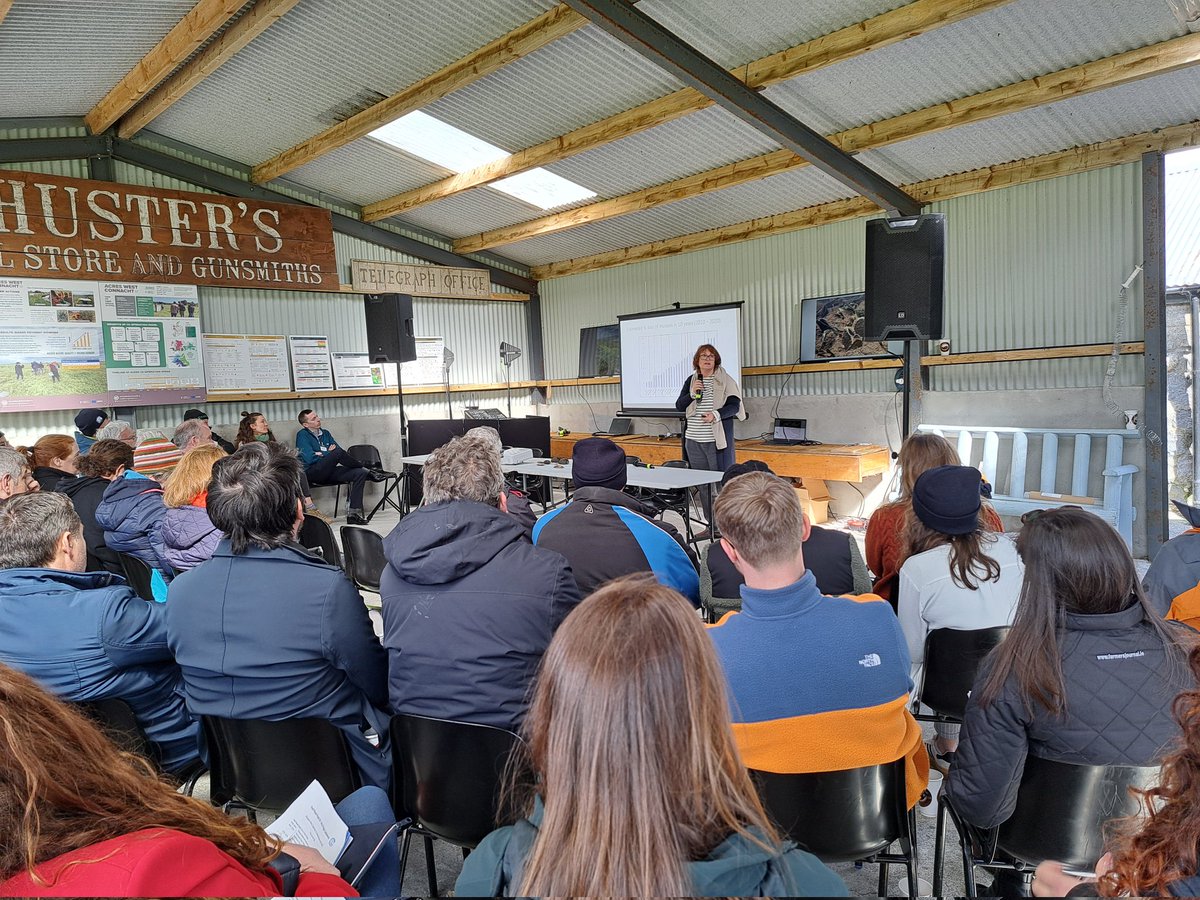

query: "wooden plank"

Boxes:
[84, 0, 245, 135]
[252, 5, 586, 184]
[204, 379, 544, 404]
[735, 441, 891, 483]
[0, 0, 14, 28]
[363, 0, 1014, 220]
[334, 283, 529, 302]
[485, 32, 1200, 256]
[920, 342, 1145, 365]
[117, 0, 302, 139]
[530, 121, 1200, 280]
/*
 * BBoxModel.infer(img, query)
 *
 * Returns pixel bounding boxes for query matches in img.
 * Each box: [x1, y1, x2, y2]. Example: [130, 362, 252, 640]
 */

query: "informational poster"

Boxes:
[288, 335, 334, 391]
[203, 334, 292, 394]
[0, 275, 205, 412]
[332, 352, 399, 390]
[400, 336, 446, 386]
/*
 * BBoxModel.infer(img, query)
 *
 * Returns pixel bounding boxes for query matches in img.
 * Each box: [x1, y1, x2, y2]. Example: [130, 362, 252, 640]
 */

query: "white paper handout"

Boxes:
[265, 779, 352, 865]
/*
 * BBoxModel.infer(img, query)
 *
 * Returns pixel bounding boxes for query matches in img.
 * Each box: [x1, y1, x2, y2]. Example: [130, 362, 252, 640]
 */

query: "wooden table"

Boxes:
[549, 434, 889, 483]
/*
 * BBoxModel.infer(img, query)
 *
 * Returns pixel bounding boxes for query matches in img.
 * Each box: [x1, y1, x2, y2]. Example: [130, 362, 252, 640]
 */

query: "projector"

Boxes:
[501, 447, 535, 465]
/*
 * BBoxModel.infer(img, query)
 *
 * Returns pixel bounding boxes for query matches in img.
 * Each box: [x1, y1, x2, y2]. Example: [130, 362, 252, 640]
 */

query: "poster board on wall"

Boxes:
[203, 334, 292, 394]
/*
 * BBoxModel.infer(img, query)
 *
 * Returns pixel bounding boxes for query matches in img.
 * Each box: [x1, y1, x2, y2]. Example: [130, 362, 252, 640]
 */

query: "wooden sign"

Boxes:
[0, 169, 338, 292]
[350, 259, 491, 299]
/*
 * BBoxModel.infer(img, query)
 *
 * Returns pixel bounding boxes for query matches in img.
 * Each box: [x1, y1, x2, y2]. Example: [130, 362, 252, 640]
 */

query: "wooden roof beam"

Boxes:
[251, 5, 586, 184]
[457, 30, 1200, 253]
[362, 0, 1013, 221]
[0, 0, 14, 28]
[528, 119, 1200, 280]
[84, 0, 246, 135]
[117, 0, 302, 139]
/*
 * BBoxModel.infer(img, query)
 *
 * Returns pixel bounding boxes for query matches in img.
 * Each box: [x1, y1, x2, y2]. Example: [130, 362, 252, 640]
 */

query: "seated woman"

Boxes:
[455, 574, 847, 898]
[944, 508, 1197, 894]
[57, 438, 133, 575]
[19, 433, 79, 493]
[0, 663, 401, 897]
[160, 445, 227, 573]
[866, 432, 1003, 606]
[236, 410, 324, 518]
[897, 464, 1024, 771]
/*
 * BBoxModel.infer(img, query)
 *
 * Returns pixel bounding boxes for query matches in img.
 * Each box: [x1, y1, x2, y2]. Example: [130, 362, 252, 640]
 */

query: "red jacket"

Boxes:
[0, 828, 357, 898]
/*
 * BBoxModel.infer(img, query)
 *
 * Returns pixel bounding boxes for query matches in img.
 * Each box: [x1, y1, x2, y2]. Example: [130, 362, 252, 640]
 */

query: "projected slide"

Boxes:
[619, 304, 742, 413]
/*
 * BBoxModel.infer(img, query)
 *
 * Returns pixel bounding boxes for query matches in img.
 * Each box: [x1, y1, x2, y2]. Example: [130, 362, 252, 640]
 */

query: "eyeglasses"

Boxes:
[1020, 504, 1083, 525]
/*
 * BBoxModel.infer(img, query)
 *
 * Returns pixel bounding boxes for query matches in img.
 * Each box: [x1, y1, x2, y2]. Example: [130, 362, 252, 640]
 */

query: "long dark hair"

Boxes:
[509, 575, 782, 896]
[904, 509, 1002, 590]
[235, 411, 276, 447]
[978, 508, 1192, 714]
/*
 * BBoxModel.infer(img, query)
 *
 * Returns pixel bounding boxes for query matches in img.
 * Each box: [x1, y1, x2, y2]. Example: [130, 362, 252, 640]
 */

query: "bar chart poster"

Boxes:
[288, 335, 334, 391]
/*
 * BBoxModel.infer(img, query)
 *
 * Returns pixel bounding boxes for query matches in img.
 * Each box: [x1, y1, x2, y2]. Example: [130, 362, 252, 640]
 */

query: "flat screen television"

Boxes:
[578, 324, 620, 377]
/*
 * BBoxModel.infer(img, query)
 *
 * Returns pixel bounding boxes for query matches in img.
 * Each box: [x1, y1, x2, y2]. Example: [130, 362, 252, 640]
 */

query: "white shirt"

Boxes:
[897, 532, 1024, 686]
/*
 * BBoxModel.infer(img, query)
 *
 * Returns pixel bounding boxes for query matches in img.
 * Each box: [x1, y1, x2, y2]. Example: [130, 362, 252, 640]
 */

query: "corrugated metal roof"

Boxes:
[1168, 147, 1200, 290]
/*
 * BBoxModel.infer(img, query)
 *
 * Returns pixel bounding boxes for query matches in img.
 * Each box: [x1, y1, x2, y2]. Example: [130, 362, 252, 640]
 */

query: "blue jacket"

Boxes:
[165, 540, 392, 789]
[381, 500, 581, 732]
[532, 486, 700, 603]
[74, 431, 96, 455]
[0, 567, 202, 774]
[96, 470, 172, 596]
[295, 426, 339, 468]
[159, 504, 223, 572]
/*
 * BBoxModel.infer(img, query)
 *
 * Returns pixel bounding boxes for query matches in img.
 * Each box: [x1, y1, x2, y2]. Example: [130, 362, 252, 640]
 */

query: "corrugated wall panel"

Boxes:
[542, 164, 1146, 397]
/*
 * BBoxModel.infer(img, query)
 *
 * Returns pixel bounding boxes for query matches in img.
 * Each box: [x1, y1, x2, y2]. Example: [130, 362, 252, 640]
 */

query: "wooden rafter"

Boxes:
[117, 0, 301, 139]
[361, 0, 1014, 221]
[528, 119, 1200, 280]
[458, 31, 1200, 254]
[251, 5, 586, 184]
[0, 0, 14, 28]
[84, 0, 245, 135]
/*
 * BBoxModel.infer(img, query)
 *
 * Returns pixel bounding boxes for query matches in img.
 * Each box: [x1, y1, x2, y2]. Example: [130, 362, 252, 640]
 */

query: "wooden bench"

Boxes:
[916, 425, 1140, 549]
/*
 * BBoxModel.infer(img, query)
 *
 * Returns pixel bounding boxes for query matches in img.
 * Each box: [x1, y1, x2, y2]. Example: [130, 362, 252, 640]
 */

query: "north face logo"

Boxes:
[858, 653, 881, 668]
[583, 503, 594, 514]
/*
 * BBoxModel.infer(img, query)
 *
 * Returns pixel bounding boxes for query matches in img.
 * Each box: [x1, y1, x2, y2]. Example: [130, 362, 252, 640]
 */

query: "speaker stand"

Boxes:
[503, 360, 513, 417]
[443, 366, 452, 418]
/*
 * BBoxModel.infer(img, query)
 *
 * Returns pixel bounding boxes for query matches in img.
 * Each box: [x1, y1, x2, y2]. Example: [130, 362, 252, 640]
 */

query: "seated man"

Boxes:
[182, 408, 236, 454]
[171, 418, 217, 453]
[295, 408, 386, 525]
[0, 447, 38, 499]
[166, 442, 391, 788]
[706, 461, 871, 599]
[707, 471, 929, 809]
[95, 419, 137, 447]
[533, 436, 699, 603]
[0, 492, 202, 775]
[381, 435, 581, 732]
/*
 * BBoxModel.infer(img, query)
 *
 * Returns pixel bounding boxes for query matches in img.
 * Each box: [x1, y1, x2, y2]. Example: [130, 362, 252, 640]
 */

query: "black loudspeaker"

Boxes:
[864, 213, 945, 341]
[363, 293, 417, 362]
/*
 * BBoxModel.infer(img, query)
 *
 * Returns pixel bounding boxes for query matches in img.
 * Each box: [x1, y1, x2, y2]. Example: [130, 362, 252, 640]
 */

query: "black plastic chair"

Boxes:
[202, 716, 361, 820]
[914, 626, 1010, 722]
[75, 697, 205, 794]
[298, 513, 343, 570]
[751, 759, 918, 897]
[936, 756, 1159, 896]
[639, 459, 700, 545]
[118, 552, 156, 601]
[341, 525, 386, 592]
[349, 443, 404, 521]
[389, 713, 526, 897]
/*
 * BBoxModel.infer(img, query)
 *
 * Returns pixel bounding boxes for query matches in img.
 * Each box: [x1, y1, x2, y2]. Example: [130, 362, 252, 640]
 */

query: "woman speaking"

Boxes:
[675, 343, 743, 536]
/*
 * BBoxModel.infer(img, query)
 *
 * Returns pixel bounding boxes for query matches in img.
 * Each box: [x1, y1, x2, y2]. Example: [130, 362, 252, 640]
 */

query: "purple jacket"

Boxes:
[159, 505, 223, 572]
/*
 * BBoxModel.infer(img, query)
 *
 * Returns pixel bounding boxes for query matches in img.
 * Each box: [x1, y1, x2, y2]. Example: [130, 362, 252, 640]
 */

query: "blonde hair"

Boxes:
[163, 444, 226, 507]
[714, 471, 804, 568]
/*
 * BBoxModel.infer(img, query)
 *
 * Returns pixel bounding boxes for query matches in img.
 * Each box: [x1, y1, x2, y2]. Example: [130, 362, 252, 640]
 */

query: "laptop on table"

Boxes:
[594, 417, 633, 437]
[766, 417, 809, 446]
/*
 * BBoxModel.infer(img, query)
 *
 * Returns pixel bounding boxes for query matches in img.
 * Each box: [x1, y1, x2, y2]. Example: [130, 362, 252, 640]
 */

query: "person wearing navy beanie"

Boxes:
[73, 409, 109, 455]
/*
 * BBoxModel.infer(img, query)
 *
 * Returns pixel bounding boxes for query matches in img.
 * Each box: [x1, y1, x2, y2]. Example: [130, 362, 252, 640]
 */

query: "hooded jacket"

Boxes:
[454, 796, 847, 897]
[380, 500, 581, 732]
[33, 465, 76, 493]
[95, 470, 171, 574]
[58, 474, 124, 575]
[160, 504, 223, 572]
[0, 567, 202, 774]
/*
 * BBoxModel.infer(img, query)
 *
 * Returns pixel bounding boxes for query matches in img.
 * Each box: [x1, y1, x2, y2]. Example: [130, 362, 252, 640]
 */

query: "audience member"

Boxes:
[865, 432, 1003, 605]
[532, 436, 699, 602]
[95, 451, 173, 601]
[131, 430, 184, 476]
[0, 493, 201, 775]
[237, 410, 324, 518]
[461, 425, 535, 531]
[381, 434, 581, 732]
[172, 417, 216, 453]
[456, 576, 846, 898]
[897, 465, 1024, 772]
[183, 407, 236, 453]
[295, 408, 384, 525]
[0, 430, 8, 448]
[945, 508, 1196, 893]
[166, 442, 392, 789]
[0, 664, 400, 897]
[95, 419, 137, 446]
[0, 446, 37, 500]
[1143, 503, 1200, 627]
[73, 408, 108, 454]
[707, 471, 929, 808]
[57, 438, 133, 575]
[160, 445, 226, 572]
[19, 433, 79, 492]
[706, 461, 871, 598]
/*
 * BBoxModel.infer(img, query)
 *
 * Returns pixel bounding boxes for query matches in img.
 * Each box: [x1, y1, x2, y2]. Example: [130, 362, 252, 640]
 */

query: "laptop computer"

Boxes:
[766, 417, 808, 445]
[594, 417, 633, 437]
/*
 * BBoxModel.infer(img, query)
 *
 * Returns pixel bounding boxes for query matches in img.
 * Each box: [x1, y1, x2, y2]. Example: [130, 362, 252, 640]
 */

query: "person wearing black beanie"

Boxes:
[73, 408, 109, 455]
